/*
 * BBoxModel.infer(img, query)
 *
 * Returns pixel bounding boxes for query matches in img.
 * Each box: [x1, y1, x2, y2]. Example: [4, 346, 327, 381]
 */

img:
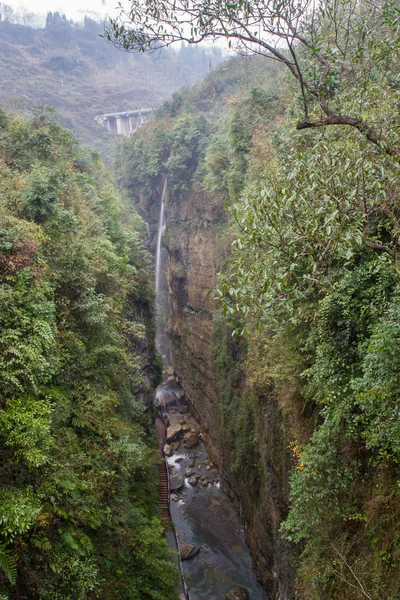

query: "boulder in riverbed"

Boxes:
[170, 475, 185, 492]
[179, 542, 200, 561]
[225, 586, 249, 600]
[188, 476, 199, 486]
[183, 429, 200, 448]
[166, 424, 183, 443]
[164, 444, 173, 457]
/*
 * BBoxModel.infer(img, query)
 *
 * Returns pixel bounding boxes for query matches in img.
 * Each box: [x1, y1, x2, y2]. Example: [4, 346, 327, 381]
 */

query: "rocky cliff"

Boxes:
[160, 181, 296, 600]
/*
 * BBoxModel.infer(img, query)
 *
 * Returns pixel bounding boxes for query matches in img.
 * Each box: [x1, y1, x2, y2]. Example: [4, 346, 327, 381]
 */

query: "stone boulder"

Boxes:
[188, 476, 199, 486]
[170, 475, 185, 492]
[166, 424, 183, 444]
[225, 586, 249, 600]
[164, 444, 173, 457]
[179, 542, 200, 561]
[183, 430, 200, 449]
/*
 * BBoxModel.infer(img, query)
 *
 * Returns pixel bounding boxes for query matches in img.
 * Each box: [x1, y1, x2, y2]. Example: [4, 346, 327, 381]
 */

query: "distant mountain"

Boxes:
[0, 16, 224, 162]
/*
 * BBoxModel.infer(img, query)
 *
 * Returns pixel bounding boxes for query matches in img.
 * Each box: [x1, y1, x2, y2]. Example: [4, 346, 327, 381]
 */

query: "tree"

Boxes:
[0, 3, 13, 22]
[106, 0, 400, 157]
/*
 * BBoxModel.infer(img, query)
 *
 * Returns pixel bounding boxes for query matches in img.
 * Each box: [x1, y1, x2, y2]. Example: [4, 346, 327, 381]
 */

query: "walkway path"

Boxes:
[155, 413, 189, 600]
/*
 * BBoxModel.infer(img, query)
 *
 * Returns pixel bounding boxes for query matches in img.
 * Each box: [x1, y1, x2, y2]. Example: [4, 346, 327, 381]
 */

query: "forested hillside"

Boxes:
[0, 14, 223, 162]
[114, 0, 400, 596]
[0, 109, 178, 600]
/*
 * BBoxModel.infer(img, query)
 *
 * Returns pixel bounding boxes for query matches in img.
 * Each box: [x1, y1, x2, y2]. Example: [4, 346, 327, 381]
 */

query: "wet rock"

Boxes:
[225, 586, 249, 600]
[185, 468, 194, 477]
[170, 475, 185, 492]
[205, 465, 211, 471]
[179, 417, 186, 425]
[163, 415, 170, 427]
[188, 475, 199, 486]
[172, 496, 180, 503]
[182, 423, 192, 432]
[166, 365, 175, 375]
[164, 444, 173, 457]
[175, 457, 184, 463]
[179, 542, 200, 561]
[188, 458, 195, 468]
[167, 375, 175, 382]
[183, 430, 200, 448]
[176, 390, 186, 401]
[166, 424, 183, 444]
[201, 480, 208, 487]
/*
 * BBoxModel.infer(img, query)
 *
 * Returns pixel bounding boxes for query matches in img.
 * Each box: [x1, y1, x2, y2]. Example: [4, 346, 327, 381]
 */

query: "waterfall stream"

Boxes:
[154, 184, 268, 600]
[155, 177, 167, 297]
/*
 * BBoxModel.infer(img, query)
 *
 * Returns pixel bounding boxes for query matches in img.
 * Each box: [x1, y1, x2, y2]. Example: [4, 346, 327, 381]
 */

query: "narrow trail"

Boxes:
[155, 413, 190, 600]
[155, 416, 172, 529]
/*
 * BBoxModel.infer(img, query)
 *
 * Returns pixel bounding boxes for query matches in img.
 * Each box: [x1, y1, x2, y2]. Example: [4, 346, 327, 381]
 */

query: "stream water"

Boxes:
[155, 182, 268, 600]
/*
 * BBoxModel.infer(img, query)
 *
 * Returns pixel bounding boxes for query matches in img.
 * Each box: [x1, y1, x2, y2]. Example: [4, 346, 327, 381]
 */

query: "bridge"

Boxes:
[94, 108, 153, 136]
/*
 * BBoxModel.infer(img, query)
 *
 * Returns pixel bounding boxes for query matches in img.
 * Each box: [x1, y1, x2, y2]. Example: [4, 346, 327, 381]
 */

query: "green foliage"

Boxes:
[0, 112, 178, 599]
[0, 396, 53, 467]
[209, 25, 400, 597]
[0, 545, 16, 586]
[116, 112, 210, 202]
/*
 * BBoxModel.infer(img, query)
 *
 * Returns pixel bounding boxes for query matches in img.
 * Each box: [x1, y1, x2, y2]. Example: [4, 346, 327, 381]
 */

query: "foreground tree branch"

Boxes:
[297, 115, 400, 157]
[106, 0, 400, 157]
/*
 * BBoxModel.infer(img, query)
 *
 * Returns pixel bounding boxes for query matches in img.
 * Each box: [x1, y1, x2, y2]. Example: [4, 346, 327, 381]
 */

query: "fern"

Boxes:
[0, 543, 17, 585]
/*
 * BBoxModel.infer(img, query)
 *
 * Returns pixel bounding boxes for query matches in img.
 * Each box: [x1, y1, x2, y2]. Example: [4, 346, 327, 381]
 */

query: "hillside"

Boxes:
[0, 16, 224, 162]
[0, 107, 180, 599]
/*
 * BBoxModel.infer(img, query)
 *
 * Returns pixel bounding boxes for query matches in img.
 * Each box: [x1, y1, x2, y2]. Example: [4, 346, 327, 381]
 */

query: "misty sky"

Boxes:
[6, 0, 120, 20]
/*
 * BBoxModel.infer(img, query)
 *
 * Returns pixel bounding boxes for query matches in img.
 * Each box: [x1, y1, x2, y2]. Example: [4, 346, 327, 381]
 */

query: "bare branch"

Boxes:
[297, 115, 400, 158]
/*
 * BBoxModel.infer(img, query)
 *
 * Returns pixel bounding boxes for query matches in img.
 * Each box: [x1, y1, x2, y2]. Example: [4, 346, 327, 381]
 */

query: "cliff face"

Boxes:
[161, 182, 296, 600]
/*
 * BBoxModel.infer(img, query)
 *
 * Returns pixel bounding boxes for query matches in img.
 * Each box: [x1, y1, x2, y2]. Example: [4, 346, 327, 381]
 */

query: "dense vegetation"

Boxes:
[0, 13, 223, 163]
[115, 0, 400, 595]
[0, 109, 179, 600]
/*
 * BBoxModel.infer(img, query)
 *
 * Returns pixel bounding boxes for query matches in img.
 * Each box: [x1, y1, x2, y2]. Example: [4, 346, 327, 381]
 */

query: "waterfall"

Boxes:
[155, 178, 168, 358]
[155, 177, 167, 295]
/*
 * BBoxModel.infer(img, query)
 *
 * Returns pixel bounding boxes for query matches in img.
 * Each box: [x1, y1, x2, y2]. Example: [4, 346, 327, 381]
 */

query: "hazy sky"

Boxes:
[6, 0, 120, 20]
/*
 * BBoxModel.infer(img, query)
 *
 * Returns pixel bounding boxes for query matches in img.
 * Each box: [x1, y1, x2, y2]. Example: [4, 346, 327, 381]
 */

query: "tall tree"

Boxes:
[106, 0, 400, 156]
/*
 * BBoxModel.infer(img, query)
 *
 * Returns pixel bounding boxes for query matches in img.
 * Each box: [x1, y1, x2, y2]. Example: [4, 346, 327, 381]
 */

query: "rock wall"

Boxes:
[155, 181, 296, 600]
